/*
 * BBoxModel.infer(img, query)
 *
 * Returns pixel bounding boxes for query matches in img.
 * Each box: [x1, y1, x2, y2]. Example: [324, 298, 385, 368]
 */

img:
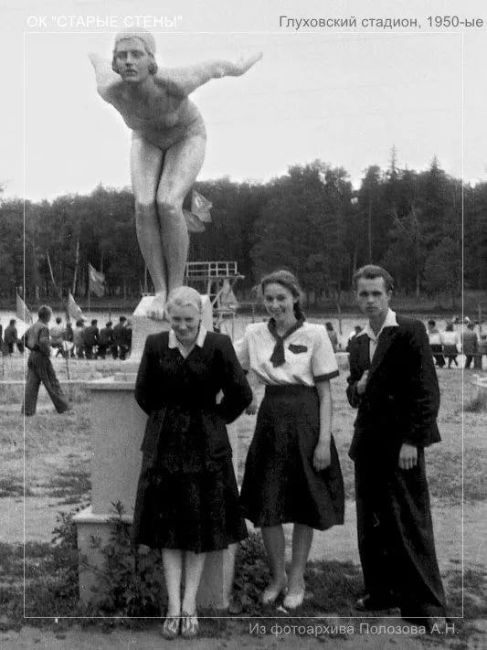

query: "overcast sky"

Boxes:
[1, 0, 486, 200]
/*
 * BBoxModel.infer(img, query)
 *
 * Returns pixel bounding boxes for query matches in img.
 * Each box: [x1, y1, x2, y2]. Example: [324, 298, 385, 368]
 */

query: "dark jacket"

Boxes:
[462, 329, 478, 355]
[4, 325, 18, 345]
[113, 322, 127, 346]
[83, 325, 99, 347]
[98, 326, 114, 346]
[347, 315, 441, 460]
[135, 330, 252, 473]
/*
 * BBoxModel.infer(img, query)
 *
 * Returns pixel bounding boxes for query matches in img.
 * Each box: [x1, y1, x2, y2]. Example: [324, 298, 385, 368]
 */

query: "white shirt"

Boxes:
[168, 325, 208, 359]
[234, 321, 339, 386]
[357, 309, 399, 363]
[440, 330, 459, 347]
[428, 330, 442, 346]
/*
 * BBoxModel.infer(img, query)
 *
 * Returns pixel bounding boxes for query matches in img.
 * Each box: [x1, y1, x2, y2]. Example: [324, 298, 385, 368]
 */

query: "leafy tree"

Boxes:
[423, 236, 461, 306]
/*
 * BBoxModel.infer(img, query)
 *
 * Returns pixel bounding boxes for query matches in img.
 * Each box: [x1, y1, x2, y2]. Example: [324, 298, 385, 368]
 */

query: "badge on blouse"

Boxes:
[288, 344, 308, 354]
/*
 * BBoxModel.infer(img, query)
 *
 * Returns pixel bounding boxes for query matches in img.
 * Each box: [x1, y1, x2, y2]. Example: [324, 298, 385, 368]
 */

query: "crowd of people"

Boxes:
[427, 318, 486, 369]
[49, 315, 133, 361]
[323, 317, 486, 369]
[1, 314, 133, 361]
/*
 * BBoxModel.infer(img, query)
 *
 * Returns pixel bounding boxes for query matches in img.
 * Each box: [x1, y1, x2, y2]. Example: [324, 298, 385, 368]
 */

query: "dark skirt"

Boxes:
[240, 384, 345, 530]
[443, 344, 458, 358]
[132, 456, 248, 553]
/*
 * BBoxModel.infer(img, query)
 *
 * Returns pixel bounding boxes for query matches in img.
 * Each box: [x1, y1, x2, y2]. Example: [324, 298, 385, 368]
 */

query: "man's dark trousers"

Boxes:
[22, 351, 70, 416]
[355, 445, 446, 617]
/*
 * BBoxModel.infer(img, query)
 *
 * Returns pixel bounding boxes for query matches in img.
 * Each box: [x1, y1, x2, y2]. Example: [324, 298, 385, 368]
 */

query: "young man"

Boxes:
[97, 321, 114, 359]
[22, 305, 70, 416]
[346, 265, 446, 627]
[461, 322, 479, 369]
[4, 319, 24, 354]
[426, 319, 445, 368]
[83, 319, 100, 360]
[112, 316, 129, 360]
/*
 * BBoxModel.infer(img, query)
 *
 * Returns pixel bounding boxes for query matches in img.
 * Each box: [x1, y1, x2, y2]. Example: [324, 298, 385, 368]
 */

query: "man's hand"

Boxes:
[245, 397, 258, 415]
[356, 370, 369, 395]
[313, 440, 331, 471]
[398, 443, 418, 470]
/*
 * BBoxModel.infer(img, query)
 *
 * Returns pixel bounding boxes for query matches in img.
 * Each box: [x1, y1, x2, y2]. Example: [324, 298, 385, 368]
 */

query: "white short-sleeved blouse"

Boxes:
[234, 321, 339, 386]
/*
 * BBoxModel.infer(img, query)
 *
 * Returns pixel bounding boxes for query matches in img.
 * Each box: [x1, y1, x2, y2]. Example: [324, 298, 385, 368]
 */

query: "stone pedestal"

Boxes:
[74, 317, 239, 610]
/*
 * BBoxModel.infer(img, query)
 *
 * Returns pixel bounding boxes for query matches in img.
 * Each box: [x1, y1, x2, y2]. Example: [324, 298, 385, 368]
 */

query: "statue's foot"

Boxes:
[147, 293, 167, 321]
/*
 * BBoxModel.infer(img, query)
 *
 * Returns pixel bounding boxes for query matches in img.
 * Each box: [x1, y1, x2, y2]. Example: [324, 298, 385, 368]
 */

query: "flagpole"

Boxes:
[64, 343, 70, 380]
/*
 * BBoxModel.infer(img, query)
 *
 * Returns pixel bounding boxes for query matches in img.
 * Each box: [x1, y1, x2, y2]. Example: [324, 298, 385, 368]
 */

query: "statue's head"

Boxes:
[112, 29, 158, 77]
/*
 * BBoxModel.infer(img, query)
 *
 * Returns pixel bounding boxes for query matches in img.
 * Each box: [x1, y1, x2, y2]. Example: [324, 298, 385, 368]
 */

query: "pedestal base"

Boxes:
[74, 373, 238, 611]
[74, 506, 237, 610]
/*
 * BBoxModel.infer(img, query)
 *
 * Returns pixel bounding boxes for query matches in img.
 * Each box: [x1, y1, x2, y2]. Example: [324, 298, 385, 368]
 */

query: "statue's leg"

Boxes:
[130, 135, 168, 315]
[156, 134, 206, 297]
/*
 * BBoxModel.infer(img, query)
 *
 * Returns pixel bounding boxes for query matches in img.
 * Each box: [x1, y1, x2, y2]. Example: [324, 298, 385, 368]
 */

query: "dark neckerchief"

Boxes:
[267, 318, 304, 367]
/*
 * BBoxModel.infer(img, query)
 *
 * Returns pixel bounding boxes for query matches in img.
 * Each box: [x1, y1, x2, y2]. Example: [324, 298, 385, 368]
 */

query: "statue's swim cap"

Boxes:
[113, 29, 156, 56]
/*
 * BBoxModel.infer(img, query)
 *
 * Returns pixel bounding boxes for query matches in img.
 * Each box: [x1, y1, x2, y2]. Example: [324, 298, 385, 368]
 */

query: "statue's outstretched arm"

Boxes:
[88, 53, 122, 99]
[158, 52, 262, 97]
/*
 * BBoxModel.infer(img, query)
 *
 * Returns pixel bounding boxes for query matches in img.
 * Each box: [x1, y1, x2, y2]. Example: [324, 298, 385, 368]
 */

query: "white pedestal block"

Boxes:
[74, 374, 238, 610]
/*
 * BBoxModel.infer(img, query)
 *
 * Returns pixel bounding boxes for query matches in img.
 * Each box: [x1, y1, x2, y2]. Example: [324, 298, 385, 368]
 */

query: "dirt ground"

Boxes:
[0, 355, 486, 648]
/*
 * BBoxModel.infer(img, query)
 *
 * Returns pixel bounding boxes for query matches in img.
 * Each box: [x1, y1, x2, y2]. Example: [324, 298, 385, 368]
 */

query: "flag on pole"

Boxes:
[16, 293, 33, 324]
[67, 292, 83, 321]
[88, 263, 105, 297]
[191, 190, 213, 223]
[183, 209, 206, 233]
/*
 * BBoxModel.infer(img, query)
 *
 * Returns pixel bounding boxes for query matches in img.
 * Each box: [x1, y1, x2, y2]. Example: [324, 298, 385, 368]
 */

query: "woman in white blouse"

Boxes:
[440, 322, 459, 368]
[235, 270, 344, 610]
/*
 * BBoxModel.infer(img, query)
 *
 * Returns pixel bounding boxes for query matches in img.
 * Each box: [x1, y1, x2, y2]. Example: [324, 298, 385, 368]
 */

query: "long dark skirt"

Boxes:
[240, 384, 345, 530]
[132, 456, 248, 553]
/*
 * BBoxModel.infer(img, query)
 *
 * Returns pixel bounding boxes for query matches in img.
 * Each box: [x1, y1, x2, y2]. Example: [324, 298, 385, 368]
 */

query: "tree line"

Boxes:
[0, 155, 485, 306]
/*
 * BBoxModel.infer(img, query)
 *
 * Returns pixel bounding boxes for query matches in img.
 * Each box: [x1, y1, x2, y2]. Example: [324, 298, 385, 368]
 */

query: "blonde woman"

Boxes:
[133, 286, 252, 638]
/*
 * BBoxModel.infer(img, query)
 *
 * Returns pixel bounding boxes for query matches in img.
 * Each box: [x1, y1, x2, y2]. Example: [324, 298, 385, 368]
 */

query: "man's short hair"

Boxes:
[91, 319, 98, 326]
[352, 265, 394, 291]
[38, 305, 52, 321]
[55, 317, 62, 324]
[120, 316, 127, 322]
[9, 319, 16, 325]
[428, 319, 436, 327]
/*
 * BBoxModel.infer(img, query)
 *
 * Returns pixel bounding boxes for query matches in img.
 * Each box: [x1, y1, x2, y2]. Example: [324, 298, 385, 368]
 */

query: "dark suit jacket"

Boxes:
[347, 315, 441, 460]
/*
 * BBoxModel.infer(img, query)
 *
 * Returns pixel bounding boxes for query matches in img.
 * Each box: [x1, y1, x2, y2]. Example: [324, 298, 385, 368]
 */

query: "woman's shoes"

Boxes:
[160, 614, 180, 640]
[283, 587, 305, 610]
[181, 611, 199, 639]
[261, 579, 288, 605]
